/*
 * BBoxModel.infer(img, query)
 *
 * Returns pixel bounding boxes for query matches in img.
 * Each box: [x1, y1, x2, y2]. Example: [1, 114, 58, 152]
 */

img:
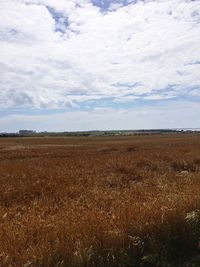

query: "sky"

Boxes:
[0, 0, 200, 132]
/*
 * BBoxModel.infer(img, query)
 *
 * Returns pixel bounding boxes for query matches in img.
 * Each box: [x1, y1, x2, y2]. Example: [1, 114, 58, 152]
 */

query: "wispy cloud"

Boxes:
[1, 100, 200, 132]
[0, 0, 200, 129]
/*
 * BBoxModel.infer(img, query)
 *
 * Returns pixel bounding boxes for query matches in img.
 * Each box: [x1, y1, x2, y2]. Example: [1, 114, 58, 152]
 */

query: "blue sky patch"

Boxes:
[91, 0, 138, 11]
[46, 6, 69, 33]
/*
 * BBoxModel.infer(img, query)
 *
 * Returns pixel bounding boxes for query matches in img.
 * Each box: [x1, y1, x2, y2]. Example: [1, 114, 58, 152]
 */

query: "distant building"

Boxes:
[19, 130, 36, 136]
[0, 132, 19, 137]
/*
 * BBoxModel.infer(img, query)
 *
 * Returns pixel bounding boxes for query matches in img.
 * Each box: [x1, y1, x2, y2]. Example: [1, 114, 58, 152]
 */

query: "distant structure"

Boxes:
[19, 130, 36, 136]
[0, 132, 18, 137]
[0, 128, 199, 138]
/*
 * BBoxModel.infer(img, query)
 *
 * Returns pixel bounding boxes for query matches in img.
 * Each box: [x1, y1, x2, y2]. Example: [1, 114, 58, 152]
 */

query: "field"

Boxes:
[0, 134, 200, 267]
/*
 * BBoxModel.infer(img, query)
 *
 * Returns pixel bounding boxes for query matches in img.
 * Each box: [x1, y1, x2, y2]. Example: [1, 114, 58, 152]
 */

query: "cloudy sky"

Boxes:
[0, 0, 200, 132]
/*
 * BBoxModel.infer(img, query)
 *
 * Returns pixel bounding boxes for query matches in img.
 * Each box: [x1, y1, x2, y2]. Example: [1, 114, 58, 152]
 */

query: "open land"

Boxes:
[0, 134, 200, 267]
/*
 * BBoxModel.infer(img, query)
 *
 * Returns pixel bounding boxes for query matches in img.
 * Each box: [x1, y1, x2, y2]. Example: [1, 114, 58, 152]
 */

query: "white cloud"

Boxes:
[0, 0, 200, 110]
[1, 101, 200, 132]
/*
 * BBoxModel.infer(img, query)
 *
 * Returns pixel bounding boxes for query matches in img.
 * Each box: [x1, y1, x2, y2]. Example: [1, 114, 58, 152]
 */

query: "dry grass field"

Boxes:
[0, 134, 200, 267]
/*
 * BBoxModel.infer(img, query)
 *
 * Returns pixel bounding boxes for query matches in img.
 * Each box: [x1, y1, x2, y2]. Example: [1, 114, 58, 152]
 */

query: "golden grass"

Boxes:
[0, 134, 200, 266]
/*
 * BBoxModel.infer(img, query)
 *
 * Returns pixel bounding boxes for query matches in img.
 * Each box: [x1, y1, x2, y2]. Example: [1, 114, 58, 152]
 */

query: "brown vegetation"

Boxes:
[0, 134, 200, 267]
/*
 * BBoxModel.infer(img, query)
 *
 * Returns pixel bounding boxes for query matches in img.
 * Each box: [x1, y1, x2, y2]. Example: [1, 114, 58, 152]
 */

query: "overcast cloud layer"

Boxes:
[0, 0, 200, 131]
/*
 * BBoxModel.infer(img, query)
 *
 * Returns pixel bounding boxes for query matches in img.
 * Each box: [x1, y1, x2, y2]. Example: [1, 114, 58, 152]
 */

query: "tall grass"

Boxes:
[0, 134, 200, 266]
